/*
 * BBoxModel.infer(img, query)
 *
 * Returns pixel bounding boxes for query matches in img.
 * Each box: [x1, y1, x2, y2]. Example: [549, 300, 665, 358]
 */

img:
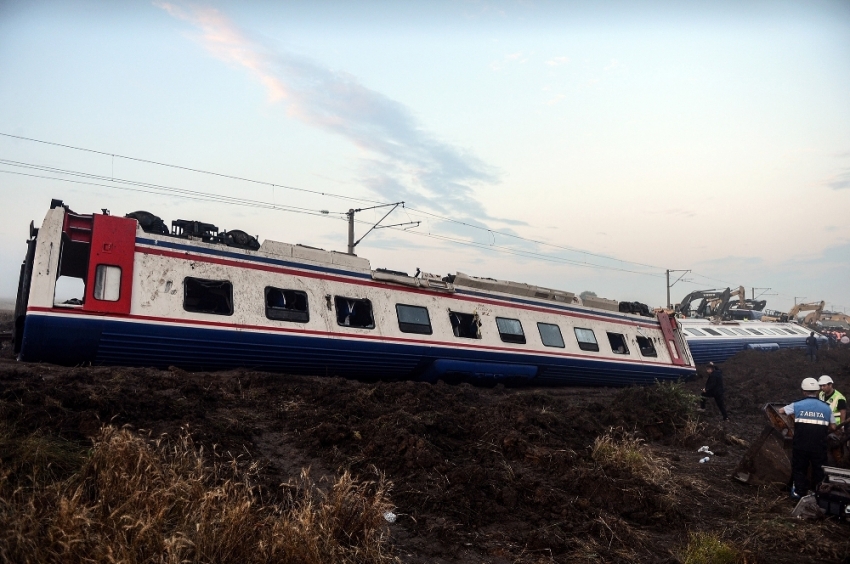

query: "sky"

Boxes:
[0, 0, 849, 312]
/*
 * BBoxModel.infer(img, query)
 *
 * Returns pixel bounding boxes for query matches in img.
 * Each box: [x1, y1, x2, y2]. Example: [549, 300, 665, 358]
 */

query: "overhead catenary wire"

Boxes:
[0, 131, 387, 206]
[0, 131, 839, 305]
[0, 131, 666, 273]
[0, 165, 665, 278]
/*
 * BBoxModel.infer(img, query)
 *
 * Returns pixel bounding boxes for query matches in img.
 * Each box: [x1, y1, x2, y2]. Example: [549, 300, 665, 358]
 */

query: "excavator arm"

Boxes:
[787, 301, 825, 323]
[676, 288, 729, 317]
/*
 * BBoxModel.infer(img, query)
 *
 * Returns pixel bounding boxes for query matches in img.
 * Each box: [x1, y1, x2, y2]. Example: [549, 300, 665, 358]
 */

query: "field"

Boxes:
[1, 309, 849, 563]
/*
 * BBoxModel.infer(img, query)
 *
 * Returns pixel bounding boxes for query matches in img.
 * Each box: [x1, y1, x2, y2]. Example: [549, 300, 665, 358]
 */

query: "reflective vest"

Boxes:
[791, 397, 833, 452]
[819, 389, 846, 426]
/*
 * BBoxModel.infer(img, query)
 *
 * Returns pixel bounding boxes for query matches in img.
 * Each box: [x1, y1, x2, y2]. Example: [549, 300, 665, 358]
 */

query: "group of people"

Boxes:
[784, 374, 846, 499]
[697, 360, 846, 500]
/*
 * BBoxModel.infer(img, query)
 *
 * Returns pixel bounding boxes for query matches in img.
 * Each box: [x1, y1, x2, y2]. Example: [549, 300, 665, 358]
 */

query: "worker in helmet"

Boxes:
[818, 375, 846, 427]
[782, 377, 836, 499]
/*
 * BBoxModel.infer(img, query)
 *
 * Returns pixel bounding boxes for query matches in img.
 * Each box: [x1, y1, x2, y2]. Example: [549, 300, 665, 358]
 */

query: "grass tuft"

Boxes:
[681, 531, 741, 564]
[0, 425, 398, 564]
[591, 428, 671, 486]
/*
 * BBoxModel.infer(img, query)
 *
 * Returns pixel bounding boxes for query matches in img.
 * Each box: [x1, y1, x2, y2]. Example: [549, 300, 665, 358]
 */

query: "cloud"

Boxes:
[825, 168, 850, 190]
[158, 2, 502, 220]
[490, 51, 528, 71]
[546, 93, 566, 106]
[545, 56, 570, 67]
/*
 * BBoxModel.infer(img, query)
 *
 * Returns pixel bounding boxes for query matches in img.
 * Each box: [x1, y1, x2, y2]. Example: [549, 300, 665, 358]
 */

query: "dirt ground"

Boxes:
[2, 310, 850, 563]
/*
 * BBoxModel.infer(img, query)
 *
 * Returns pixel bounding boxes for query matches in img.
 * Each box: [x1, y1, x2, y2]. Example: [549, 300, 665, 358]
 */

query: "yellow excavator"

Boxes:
[790, 301, 825, 326]
[761, 301, 825, 325]
[820, 311, 850, 329]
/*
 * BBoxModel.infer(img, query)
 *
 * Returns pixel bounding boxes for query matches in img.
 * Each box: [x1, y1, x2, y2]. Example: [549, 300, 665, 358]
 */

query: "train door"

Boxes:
[82, 214, 136, 315]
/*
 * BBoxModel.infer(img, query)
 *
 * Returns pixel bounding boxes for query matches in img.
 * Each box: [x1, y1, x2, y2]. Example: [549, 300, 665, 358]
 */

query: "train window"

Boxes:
[537, 323, 565, 348]
[396, 304, 432, 334]
[686, 328, 706, 336]
[184, 277, 233, 316]
[636, 336, 657, 357]
[93, 265, 121, 302]
[784, 328, 799, 335]
[265, 287, 309, 323]
[717, 328, 736, 336]
[496, 317, 526, 344]
[760, 328, 774, 335]
[733, 328, 749, 335]
[54, 276, 86, 306]
[449, 311, 481, 339]
[606, 332, 630, 354]
[703, 328, 722, 336]
[574, 328, 599, 352]
[748, 329, 763, 335]
[335, 296, 375, 329]
[54, 233, 90, 306]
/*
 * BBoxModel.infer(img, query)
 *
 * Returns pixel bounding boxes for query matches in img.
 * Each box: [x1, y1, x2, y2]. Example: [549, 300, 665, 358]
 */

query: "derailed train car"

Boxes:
[13, 200, 696, 386]
[679, 318, 828, 365]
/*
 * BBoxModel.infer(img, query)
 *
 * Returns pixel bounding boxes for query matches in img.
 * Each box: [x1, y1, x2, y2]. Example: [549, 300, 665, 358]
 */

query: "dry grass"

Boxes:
[680, 532, 742, 564]
[591, 428, 671, 487]
[0, 426, 398, 564]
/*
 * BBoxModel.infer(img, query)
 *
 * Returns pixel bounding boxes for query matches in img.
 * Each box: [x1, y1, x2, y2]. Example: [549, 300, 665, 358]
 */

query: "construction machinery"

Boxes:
[675, 288, 731, 318]
[820, 312, 850, 330]
[675, 286, 761, 321]
[789, 301, 826, 326]
[760, 301, 826, 325]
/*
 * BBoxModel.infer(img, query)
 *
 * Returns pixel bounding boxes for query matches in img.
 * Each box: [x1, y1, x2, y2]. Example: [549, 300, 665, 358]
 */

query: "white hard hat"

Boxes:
[801, 377, 820, 391]
[818, 375, 834, 385]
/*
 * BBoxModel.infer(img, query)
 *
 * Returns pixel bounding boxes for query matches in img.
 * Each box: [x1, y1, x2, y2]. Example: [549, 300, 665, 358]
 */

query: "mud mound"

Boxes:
[3, 353, 850, 562]
[684, 347, 850, 416]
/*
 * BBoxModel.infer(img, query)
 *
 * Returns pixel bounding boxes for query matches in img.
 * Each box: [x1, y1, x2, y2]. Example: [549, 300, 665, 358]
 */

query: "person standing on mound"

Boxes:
[699, 362, 729, 421]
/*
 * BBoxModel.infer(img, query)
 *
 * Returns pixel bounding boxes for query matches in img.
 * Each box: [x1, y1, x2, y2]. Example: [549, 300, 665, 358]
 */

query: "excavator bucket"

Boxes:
[733, 403, 793, 486]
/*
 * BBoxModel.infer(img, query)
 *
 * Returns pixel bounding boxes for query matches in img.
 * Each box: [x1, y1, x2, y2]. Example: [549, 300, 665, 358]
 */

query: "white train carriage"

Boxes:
[12, 200, 696, 386]
[679, 318, 827, 365]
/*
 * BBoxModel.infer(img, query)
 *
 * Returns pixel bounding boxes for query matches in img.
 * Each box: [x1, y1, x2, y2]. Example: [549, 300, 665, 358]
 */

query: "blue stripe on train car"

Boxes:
[686, 337, 808, 364]
[20, 314, 693, 386]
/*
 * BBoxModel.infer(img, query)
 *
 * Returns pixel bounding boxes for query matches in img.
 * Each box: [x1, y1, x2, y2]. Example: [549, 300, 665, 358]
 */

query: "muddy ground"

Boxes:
[2, 309, 850, 563]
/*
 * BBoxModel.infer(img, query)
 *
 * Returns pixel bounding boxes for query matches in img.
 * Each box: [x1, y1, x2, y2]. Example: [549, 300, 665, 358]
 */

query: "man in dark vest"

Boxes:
[805, 331, 819, 362]
[782, 377, 835, 499]
[699, 362, 729, 421]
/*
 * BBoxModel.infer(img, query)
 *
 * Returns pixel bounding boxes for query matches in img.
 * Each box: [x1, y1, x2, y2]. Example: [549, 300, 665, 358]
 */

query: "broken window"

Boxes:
[183, 277, 233, 316]
[396, 304, 432, 335]
[537, 323, 565, 348]
[606, 332, 630, 354]
[54, 234, 90, 306]
[449, 311, 481, 339]
[335, 296, 374, 329]
[574, 328, 599, 352]
[265, 287, 309, 323]
[636, 336, 657, 357]
[93, 265, 121, 302]
[54, 276, 85, 306]
[496, 317, 526, 344]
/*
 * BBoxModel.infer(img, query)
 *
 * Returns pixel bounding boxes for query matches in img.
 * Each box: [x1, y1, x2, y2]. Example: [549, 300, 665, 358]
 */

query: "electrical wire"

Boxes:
[0, 131, 667, 273]
[0, 165, 664, 277]
[1, 132, 843, 304]
[0, 131, 386, 206]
